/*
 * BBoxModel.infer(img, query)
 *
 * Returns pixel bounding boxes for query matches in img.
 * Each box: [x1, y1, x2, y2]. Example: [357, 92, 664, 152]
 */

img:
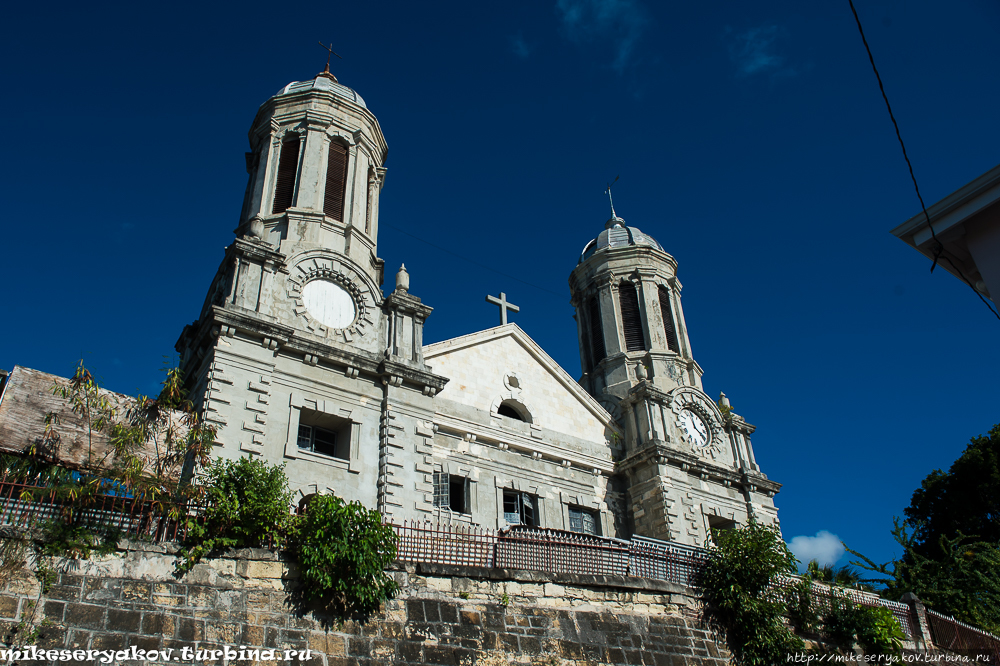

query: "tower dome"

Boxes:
[578, 217, 664, 263]
[272, 73, 367, 109]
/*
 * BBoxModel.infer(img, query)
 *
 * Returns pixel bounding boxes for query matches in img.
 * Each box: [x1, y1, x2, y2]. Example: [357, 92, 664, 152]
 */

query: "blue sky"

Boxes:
[2, 0, 998, 569]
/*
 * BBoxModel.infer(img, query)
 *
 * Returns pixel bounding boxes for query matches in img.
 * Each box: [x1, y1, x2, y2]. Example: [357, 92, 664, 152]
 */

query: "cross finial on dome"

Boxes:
[318, 41, 342, 82]
[606, 175, 619, 218]
[605, 175, 625, 228]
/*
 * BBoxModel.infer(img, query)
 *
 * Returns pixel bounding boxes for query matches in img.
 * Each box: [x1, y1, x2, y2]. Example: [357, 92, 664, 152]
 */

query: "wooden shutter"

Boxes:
[659, 286, 680, 353]
[619, 282, 645, 352]
[588, 297, 606, 364]
[271, 139, 300, 214]
[324, 142, 348, 221]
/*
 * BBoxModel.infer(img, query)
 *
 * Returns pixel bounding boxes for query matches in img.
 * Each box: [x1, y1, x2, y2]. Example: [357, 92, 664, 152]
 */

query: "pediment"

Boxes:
[423, 324, 618, 440]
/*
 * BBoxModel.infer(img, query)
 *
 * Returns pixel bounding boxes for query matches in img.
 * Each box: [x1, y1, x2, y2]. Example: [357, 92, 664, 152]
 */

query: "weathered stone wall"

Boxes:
[0, 542, 728, 665]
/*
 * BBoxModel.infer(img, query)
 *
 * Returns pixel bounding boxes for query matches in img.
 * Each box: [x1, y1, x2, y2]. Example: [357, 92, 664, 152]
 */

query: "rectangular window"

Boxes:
[502, 489, 538, 527]
[297, 424, 342, 458]
[433, 472, 468, 513]
[568, 506, 600, 536]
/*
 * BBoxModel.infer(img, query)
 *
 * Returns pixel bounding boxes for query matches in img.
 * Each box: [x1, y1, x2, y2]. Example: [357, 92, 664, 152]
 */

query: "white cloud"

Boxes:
[787, 530, 844, 567]
[727, 24, 795, 78]
[555, 0, 648, 72]
[510, 32, 531, 59]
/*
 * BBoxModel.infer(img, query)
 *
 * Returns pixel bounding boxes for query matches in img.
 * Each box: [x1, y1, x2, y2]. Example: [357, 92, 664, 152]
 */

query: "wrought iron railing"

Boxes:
[927, 609, 1000, 661]
[3, 478, 1000, 658]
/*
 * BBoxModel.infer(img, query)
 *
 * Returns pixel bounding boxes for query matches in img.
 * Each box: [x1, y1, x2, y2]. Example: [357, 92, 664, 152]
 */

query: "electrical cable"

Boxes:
[848, 0, 1000, 322]
[385, 224, 566, 298]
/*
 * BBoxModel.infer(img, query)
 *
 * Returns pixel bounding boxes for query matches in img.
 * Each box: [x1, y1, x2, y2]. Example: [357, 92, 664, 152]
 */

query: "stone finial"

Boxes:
[396, 264, 410, 293]
[635, 363, 647, 380]
[719, 392, 731, 409]
[247, 215, 265, 240]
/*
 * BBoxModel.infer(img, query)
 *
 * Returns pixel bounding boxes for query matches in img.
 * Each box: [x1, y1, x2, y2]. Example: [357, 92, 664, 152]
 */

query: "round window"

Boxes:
[302, 280, 356, 329]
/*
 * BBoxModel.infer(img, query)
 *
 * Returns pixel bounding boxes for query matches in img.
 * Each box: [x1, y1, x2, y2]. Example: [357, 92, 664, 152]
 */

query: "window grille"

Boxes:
[271, 139, 300, 214]
[658, 286, 680, 353]
[323, 142, 348, 221]
[618, 282, 645, 352]
[568, 506, 599, 535]
[433, 472, 449, 508]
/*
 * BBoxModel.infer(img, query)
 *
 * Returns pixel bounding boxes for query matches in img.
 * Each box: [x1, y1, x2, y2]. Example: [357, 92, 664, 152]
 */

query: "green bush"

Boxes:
[289, 494, 399, 619]
[697, 520, 803, 666]
[176, 456, 293, 572]
[822, 593, 903, 657]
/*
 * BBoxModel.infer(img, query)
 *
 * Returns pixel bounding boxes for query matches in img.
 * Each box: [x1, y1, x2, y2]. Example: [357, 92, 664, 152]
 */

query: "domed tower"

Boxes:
[175, 67, 446, 516]
[569, 207, 781, 544]
[569, 213, 700, 404]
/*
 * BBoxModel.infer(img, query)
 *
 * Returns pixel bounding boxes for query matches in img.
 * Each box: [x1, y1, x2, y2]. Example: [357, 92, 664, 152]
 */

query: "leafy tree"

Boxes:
[848, 520, 1000, 634]
[696, 520, 803, 666]
[289, 494, 399, 621]
[176, 456, 294, 572]
[805, 560, 870, 590]
[904, 423, 1000, 558]
[7, 362, 216, 556]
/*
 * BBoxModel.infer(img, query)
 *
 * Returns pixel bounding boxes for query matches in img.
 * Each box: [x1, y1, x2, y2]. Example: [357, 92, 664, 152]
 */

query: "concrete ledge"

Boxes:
[408, 561, 690, 594]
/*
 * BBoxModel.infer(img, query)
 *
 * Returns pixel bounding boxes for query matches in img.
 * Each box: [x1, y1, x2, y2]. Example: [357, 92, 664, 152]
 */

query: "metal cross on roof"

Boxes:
[486, 292, 520, 326]
[606, 174, 620, 219]
[318, 41, 343, 70]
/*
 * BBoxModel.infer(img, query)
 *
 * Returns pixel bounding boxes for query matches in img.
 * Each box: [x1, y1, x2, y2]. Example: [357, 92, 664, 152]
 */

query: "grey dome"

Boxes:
[579, 218, 664, 263]
[274, 73, 366, 108]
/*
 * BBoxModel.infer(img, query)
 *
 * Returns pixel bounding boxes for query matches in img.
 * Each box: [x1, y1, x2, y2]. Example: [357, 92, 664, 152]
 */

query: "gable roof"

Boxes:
[423, 324, 618, 431]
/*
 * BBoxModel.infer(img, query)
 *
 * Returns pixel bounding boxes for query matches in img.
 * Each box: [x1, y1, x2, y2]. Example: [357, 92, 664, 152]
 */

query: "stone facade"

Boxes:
[0, 544, 729, 666]
[172, 67, 781, 547]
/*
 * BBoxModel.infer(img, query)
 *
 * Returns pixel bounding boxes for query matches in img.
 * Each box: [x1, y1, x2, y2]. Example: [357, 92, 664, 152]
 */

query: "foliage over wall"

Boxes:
[697, 520, 903, 665]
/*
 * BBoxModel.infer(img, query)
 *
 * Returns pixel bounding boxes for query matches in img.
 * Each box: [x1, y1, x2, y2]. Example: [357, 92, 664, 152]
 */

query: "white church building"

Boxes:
[173, 65, 781, 547]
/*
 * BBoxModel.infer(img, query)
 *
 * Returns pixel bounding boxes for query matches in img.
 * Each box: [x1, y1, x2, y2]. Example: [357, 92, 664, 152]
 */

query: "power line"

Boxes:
[848, 0, 1000, 322]
[384, 224, 566, 298]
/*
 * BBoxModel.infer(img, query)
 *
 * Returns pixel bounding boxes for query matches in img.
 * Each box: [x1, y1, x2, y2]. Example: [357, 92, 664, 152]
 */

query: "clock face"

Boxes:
[679, 409, 709, 448]
[302, 280, 356, 329]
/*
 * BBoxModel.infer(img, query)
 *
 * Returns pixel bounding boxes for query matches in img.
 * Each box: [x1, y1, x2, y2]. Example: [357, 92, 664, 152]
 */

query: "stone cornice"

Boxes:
[385, 290, 433, 320]
[615, 442, 781, 496]
[178, 306, 447, 395]
[430, 411, 614, 475]
[232, 238, 285, 266]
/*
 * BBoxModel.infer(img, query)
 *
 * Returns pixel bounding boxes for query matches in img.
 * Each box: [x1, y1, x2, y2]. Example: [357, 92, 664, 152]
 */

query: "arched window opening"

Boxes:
[324, 141, 349, 221]
[497, 400, 531, 423]
[618, 282, 646, 352]
[658, 285, 680, 353]
[271, 138, 300, 214]
[588, 297, 606, 364]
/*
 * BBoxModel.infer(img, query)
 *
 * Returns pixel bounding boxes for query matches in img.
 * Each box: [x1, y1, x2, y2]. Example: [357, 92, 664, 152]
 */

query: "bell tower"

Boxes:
[569, 207, 781, 544]
[175, 66, 446, 515]
[569, 213, 701, 405]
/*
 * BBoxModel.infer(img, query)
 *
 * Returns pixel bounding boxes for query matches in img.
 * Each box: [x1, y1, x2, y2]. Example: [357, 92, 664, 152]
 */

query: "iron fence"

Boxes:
[0, 477, 197, 543]
[3, 482, 1000, 659]
[927, 609, 1000, 662]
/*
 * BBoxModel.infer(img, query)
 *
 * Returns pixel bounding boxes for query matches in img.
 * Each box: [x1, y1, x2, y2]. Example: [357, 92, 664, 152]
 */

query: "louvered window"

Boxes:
[271, 139, 300, 214]
[659, 286, 680, 353]
[324, 141, 349, 221]
[588, 297, 606, 364]
[618, 282, 645, 352]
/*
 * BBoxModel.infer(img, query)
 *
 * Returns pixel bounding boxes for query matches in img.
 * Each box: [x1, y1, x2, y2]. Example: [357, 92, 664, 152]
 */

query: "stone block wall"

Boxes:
[0, 542, 729, 665]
